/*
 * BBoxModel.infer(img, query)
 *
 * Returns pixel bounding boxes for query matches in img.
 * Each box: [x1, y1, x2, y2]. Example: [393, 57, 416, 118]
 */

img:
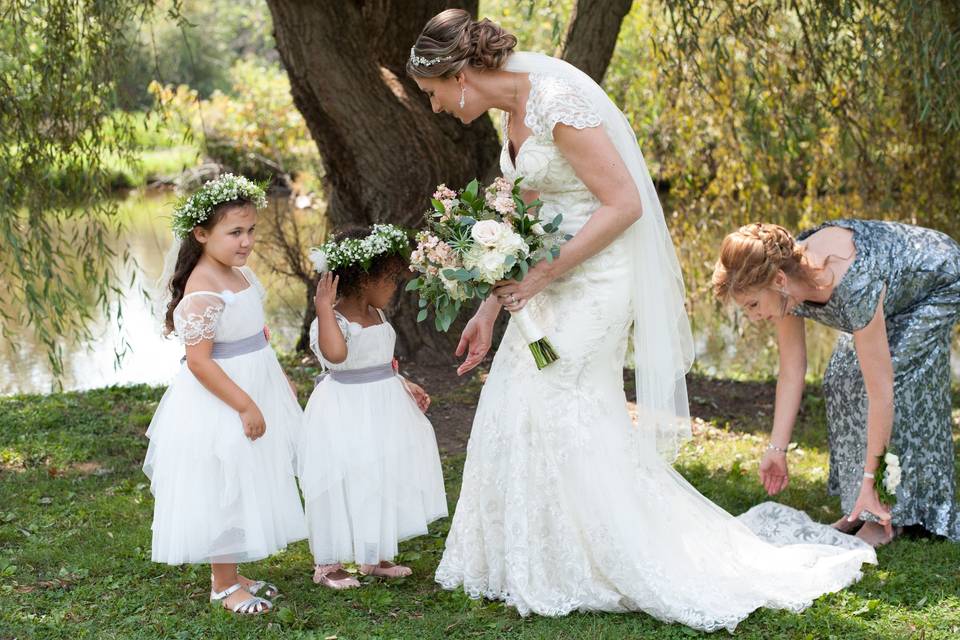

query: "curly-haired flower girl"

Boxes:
[300, 225, 447, 589]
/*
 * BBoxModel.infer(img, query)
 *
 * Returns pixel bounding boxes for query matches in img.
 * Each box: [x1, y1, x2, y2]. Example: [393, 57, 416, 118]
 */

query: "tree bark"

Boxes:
[562, 0, 634, 84]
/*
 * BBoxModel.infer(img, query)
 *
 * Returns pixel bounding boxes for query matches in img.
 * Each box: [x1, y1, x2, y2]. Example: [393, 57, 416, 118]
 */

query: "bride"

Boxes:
[408, 9, 876, 632]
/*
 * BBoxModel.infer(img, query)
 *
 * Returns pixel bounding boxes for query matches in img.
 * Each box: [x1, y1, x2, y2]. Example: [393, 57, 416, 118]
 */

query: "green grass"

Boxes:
[1, 373, 959, 639]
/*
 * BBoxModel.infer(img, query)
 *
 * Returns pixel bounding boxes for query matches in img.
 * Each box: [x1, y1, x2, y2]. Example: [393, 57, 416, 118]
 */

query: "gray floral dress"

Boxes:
[792, 219, 960, 540]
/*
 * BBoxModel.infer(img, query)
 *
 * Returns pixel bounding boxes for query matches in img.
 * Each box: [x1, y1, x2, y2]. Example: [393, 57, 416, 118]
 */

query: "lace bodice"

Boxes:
[501, 72, 603, 237]
[309, 308, 396, 371]
[171, 266, 267, 346]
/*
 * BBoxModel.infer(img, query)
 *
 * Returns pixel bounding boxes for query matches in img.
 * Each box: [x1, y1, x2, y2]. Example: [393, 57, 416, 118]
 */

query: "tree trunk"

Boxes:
[562, 0, 634, 84]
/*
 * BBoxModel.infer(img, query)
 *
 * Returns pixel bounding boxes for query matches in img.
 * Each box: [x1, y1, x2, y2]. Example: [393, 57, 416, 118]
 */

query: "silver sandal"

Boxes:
[210, 583, 272, 615]
[247, 580, 280, 598]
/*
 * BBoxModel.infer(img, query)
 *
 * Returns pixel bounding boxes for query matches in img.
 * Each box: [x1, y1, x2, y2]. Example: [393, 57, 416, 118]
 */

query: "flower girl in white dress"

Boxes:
[300, 225, 447, 589]
[143, 175, 307, 615]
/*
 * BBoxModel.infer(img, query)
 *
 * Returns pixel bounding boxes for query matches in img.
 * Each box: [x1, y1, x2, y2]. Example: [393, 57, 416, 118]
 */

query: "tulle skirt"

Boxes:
[299, 375, 447, 565]
[143, 348, 307, 565]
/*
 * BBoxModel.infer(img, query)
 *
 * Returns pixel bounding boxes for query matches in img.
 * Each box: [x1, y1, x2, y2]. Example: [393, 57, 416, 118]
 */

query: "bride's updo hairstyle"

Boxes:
[712, 223, 821, 303]
[407, 9, 517, 79]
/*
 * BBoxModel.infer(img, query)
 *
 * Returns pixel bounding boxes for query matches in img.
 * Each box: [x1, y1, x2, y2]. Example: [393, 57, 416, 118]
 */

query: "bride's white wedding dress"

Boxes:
[434, 56, 876, 633]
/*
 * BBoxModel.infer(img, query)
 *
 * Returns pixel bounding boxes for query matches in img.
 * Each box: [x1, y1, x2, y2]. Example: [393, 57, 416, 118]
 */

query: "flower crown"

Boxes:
[409, 46, 452, 67]
[171, 174, 268, 239]
[309, 224, 410, 274]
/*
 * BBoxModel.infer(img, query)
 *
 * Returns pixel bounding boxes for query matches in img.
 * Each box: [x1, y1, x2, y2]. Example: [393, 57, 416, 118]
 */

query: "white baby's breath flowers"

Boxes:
[171, 173, 267, 239]
[308, 224, 409, 273]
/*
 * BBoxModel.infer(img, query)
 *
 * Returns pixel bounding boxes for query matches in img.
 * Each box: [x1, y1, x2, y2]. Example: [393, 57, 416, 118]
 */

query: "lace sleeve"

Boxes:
[526, 74, 603, 142]
[173, 293, 226, 346]
[238, 266, 267, 300]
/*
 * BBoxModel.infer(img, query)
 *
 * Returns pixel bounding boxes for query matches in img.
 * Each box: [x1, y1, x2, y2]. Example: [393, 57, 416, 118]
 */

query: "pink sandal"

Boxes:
[313, 563, 360, 590]
[360, 562, 412, 578]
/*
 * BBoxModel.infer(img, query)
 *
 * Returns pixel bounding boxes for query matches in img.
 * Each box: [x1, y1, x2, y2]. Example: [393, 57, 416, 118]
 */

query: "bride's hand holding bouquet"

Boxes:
[407, 176, 569, 370]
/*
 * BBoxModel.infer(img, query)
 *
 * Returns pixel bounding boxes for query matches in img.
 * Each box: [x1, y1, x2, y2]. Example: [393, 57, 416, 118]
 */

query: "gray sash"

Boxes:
[211, 331, 269, 358]
[181, 331, 268, 363]
[315, 362, 395, 386]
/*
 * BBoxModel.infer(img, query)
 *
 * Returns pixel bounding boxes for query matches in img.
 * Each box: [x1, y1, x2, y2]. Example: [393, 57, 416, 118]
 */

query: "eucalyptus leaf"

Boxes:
[464, 178, 480, 199]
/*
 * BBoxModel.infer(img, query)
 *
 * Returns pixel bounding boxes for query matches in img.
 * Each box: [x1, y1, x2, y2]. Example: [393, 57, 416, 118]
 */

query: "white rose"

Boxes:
[308, 248, 328, 273]
[885, 452, 900, 468]
[471, 219, 503, 247]
[531, 222, 546, 236]
[494, 226, 527, 256]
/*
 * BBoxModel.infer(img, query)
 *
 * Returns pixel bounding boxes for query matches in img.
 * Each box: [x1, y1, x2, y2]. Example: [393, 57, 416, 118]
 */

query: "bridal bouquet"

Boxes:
[406, 177, 567, 369]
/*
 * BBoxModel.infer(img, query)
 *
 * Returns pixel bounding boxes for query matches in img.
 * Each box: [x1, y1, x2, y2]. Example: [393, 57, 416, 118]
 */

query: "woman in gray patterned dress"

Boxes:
[713, 220, 960, 546]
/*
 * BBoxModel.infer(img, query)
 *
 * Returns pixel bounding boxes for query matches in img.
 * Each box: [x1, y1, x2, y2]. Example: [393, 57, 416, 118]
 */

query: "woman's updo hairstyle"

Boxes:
[407, 9, 517, 79]
[712, 223, 820, 303]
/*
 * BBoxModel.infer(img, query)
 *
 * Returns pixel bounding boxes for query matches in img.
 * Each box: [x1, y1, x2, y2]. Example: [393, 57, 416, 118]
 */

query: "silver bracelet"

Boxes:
[766, 442, 788, 454]
[863, 470, 875, 479]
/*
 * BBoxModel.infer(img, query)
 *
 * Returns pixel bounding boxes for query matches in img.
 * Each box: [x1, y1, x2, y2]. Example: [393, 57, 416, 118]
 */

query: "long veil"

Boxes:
[153, 235, 182, 333]
[504, 52, 695, 461]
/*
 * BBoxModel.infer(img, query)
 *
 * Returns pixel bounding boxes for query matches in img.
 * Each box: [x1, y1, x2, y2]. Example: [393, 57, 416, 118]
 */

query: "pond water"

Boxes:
[0, 190, 955, 396]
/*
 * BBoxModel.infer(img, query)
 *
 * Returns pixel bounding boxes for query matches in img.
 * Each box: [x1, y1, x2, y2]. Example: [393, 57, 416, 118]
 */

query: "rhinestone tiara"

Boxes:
[410, 46, 452, 67]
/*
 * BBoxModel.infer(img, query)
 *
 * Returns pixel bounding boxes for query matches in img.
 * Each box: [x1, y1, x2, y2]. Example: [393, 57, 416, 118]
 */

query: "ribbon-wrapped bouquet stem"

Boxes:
[407, 177, 568, 370]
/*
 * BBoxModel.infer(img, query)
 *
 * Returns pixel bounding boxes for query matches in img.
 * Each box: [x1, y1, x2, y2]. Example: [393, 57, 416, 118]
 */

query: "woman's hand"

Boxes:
[759, 449, 790, 495]
[492, 261, 554, 312]
[314, 272, 339, 314]
[456, 307, 497, 376]
[240, 402, 266, 441]
[402, 379, 431, 413]
[847, 478, 893, 534]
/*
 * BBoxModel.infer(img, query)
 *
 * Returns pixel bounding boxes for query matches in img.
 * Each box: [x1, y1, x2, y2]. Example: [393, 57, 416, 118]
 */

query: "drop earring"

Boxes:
[459, 85, 465, 109]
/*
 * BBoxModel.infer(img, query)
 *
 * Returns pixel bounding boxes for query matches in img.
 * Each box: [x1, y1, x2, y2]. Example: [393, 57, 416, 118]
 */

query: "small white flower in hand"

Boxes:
[884, 465, 902, 493]
[882, 449, 902, 494]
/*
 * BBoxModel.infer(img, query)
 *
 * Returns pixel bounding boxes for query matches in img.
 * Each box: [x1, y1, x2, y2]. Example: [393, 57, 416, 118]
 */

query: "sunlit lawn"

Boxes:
[1, 365, 958, 639]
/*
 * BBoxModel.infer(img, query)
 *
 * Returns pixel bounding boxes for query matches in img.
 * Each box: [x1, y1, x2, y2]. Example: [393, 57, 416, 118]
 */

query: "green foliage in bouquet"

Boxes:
[406, 177, 568, 333]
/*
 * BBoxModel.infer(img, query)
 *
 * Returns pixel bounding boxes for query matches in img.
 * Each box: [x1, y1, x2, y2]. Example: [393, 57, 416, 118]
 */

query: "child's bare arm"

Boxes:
[314, 272, 348, 364]
[185, 340, 266, 440]
[400, 376, 431, 413]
